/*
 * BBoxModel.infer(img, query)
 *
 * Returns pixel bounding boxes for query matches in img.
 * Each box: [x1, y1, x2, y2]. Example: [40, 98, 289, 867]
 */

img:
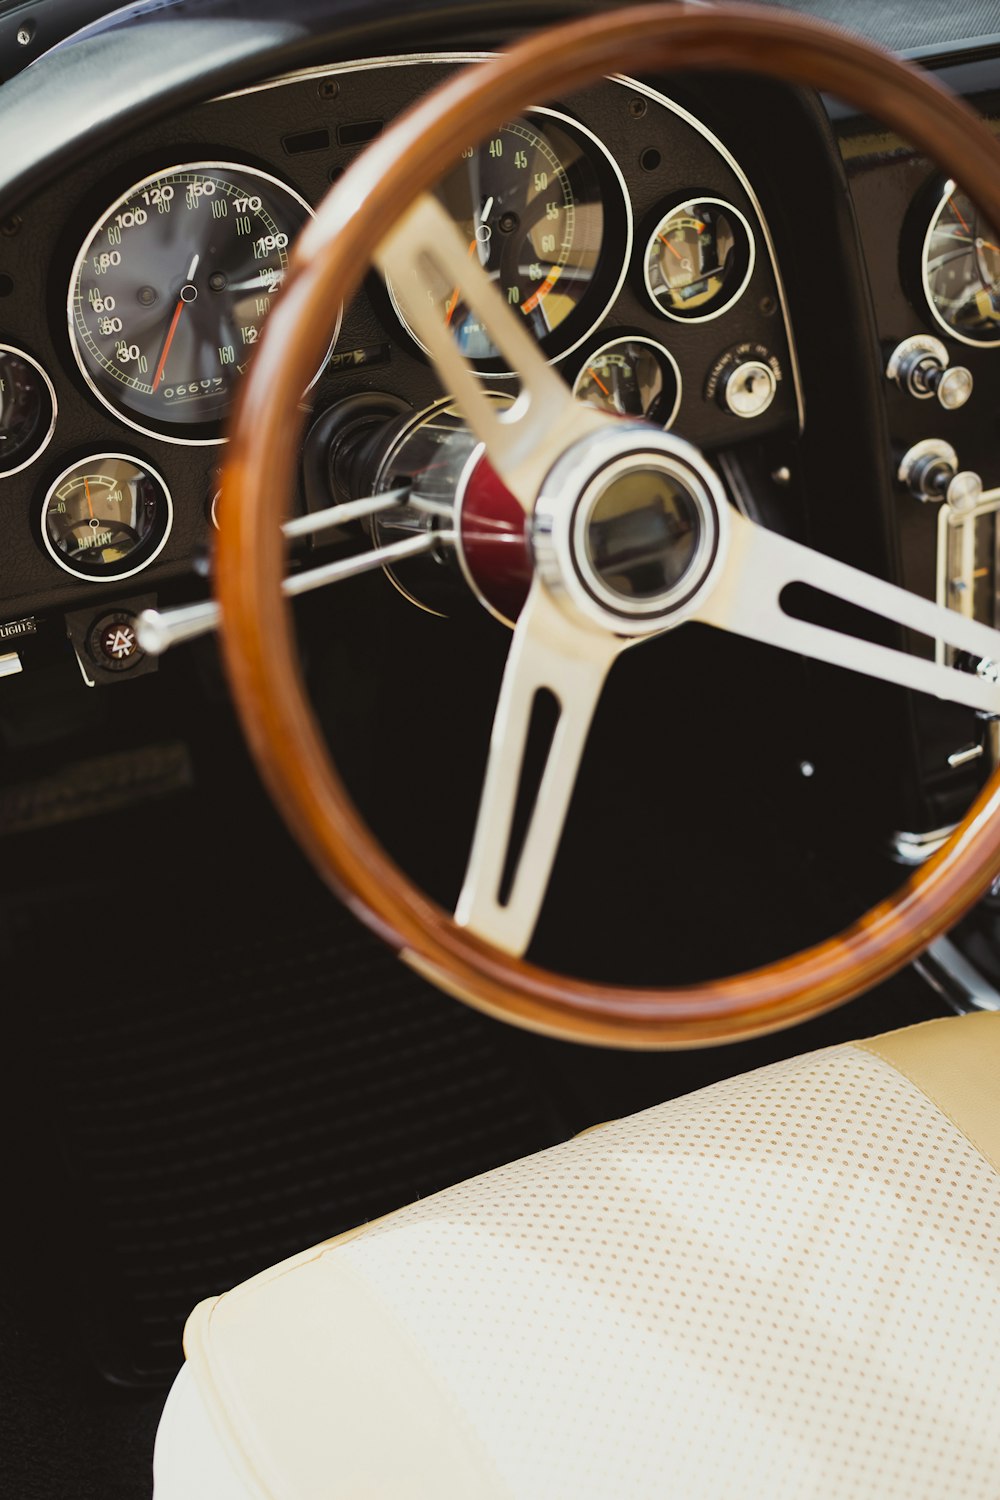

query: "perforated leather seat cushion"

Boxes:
[154, 1014, 1000, 1499]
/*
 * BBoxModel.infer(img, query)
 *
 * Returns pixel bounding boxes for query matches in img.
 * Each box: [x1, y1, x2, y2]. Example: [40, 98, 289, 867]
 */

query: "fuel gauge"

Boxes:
[572, 336, 681, 426]
[644, 198, 754, 322]
[41, 454, 172, 581]
[0, 345, 56, 475]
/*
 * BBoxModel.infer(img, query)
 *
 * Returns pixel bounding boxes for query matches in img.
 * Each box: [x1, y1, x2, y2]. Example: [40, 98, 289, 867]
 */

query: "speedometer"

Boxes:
[68, 162, 337, 443]
[383, 109, 630, 375]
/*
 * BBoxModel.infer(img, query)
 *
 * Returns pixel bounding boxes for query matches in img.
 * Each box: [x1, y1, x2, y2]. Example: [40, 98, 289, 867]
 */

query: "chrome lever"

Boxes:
[136, 530, 447, 656]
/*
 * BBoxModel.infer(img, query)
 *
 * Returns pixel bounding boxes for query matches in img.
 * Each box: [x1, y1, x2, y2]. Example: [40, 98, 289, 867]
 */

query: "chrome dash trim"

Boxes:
[210, 53, 804, 430]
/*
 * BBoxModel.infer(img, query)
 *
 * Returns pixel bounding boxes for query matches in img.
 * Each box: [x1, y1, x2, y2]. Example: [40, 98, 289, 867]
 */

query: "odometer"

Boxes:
[383, 109, 630, 374]
[68, 162, 336, 443]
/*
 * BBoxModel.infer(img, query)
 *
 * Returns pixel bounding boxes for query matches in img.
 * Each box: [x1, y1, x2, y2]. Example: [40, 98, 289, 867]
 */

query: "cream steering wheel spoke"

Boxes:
[375, 193, 606, 510]
[698, 508, 1000, 714]
[456, 579, 624, 956]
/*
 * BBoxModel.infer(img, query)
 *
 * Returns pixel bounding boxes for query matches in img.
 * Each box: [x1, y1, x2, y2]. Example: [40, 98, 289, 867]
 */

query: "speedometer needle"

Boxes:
[152, 298, 185, 389]
[153, 253, 200, 390]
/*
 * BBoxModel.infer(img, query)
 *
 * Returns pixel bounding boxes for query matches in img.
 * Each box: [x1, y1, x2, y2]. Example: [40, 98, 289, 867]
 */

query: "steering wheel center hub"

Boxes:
[533, 425, 728, 635]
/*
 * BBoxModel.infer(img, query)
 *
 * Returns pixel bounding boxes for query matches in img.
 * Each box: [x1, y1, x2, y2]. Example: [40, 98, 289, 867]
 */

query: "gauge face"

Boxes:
[644, 198, 754, 322]
[0, 345, 56, 475]
[69, 163, 333, 443]
[922, 181, 1000, 346]
[41, 455, 172, 581]
[384, 110, 630, 374]
[572, 337, 681, 427]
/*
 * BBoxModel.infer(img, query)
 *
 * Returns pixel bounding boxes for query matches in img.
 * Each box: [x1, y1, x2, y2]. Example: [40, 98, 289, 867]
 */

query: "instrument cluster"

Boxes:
[0, 54, 798, 640]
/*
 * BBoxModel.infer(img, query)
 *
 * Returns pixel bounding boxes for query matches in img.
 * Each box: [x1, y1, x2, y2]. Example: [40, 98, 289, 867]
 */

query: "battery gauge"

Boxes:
[40, 454, 172, 582]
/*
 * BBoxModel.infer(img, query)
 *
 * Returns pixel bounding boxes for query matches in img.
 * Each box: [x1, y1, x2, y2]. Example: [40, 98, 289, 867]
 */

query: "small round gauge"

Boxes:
[69, 162, 336, 444]
[40, 454, 172, 582]
[572, 336, 681, 427]
[643, 198, 754, 322]
[384, 109, 630, 374]
[922, 180, 1000, 346]
[0, 345, 56, 475]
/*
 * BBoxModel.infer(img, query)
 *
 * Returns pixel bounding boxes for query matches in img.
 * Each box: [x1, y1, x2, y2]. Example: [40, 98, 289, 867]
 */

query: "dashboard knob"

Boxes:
[944, 468, 983, 511]
[897, 438, 982, 507]
[716, 358, 777, 418]
[886, 334, 973, 410]
[929, 363, 974, 410]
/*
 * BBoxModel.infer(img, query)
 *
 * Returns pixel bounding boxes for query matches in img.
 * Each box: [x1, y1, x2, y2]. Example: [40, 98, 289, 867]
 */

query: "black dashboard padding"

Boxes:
[0, 0, 609, 219]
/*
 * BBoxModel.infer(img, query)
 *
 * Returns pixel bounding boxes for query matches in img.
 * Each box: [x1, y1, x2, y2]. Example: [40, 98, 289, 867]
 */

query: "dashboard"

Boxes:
[0, 54, 800, 678]
[2, 8, 1000, 889]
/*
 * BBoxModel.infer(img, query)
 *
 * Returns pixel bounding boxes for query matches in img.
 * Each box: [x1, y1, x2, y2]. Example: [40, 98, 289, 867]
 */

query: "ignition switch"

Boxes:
[706, 342, 783, 419]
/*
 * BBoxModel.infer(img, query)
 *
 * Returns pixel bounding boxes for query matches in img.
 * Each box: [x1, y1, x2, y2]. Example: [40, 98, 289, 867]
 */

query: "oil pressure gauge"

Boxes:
[40, 454, 172, 581]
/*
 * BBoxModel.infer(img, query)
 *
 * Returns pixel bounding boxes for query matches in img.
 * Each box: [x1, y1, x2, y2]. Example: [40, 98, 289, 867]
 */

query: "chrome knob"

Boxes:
[944, 468, 983, 512]
[886, 334, 973, 410]
[897, 438, 982, 506]
[933, 364, 974, 410]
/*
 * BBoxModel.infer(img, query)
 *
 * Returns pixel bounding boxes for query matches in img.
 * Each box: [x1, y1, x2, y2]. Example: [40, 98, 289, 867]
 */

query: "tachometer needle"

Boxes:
[444, 239, 478, 327]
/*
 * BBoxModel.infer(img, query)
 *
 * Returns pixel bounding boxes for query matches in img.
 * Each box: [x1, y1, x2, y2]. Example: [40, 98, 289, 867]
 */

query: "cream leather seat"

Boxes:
[153, 1014, 1000, 1499]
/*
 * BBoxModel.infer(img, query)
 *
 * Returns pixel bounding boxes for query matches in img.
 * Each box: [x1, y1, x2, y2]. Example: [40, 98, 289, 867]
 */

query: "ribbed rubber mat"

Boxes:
[44, 897, 562, 1386]
[0, 742, 192, 835]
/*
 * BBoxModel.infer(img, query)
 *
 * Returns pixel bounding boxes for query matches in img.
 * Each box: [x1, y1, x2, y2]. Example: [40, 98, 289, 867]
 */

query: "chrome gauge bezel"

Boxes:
[383, 105, 633, 378]
[66, 161, 341, 446]
[921, 177, 1000, 349]
[571, 334, 682, 428]
[0, 343, 58, 477]
[40, 452, 174, 582]
[642, 195, 755, 325]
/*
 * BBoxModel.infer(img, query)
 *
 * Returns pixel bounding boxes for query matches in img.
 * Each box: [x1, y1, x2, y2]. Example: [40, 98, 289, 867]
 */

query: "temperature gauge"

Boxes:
[572, 336, 681, 426]
[644, 198, 754, 322]
[41, 454, 172, 581]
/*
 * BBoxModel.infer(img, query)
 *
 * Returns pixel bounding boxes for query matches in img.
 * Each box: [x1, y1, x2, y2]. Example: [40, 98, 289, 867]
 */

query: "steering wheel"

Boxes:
[215, 1, 1000, 1047]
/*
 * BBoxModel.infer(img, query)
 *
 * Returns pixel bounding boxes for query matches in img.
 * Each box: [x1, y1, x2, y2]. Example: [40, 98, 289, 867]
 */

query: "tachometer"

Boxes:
[68, 162, 337, 443]
[383, 109, 630, 374]
[922, 180, 1000, 346]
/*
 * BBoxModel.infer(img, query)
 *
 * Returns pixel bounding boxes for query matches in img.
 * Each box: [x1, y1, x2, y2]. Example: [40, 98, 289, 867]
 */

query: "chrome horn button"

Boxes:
[532, 423, 730, 636]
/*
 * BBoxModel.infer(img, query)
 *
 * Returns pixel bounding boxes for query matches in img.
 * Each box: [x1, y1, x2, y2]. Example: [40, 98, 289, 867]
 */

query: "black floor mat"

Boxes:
[13, 887, 564, 1391]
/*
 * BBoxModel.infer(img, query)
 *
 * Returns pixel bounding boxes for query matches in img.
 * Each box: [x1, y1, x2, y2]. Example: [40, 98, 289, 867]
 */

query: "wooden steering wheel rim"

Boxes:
[216, 1, 1000, 1047]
